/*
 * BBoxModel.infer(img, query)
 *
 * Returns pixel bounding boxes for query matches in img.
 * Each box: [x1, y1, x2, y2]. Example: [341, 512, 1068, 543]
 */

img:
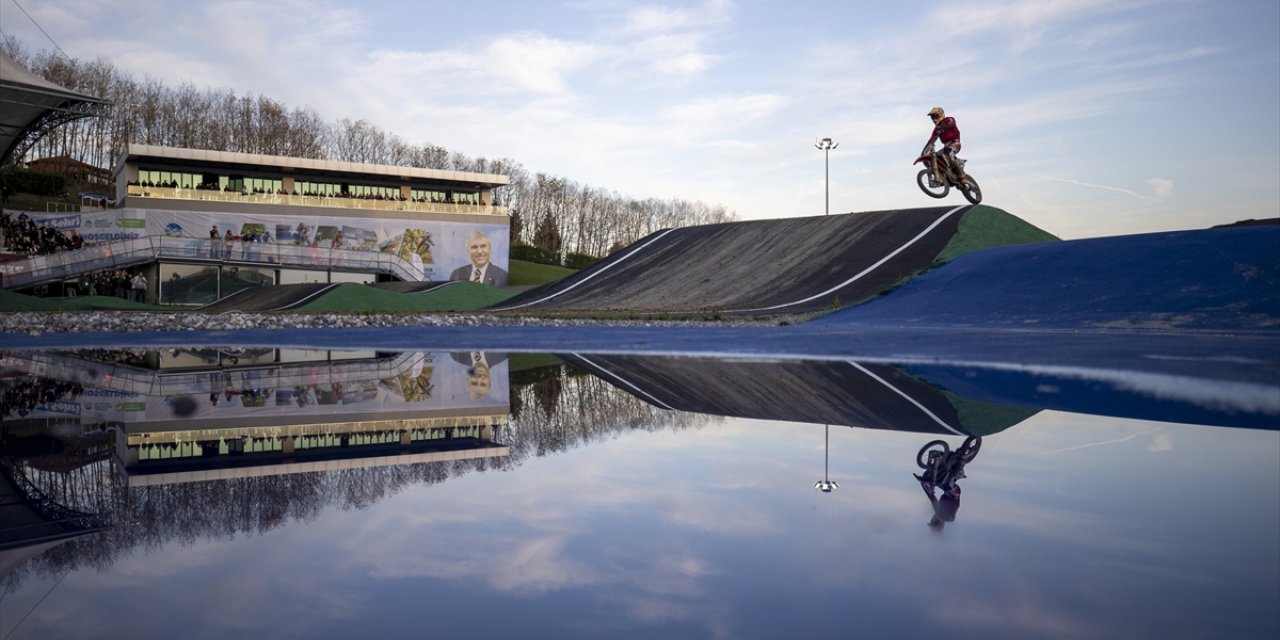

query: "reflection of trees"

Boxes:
[2, 361, 718, 593]
[505, 364, 718, 459]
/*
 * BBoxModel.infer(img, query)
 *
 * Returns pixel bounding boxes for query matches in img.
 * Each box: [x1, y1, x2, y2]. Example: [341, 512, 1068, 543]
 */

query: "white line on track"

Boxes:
[572, 353, 677, 410]
[270, 283, 342, 312]
[491, 228, 679, 311]
[848, 360, 966, 435]
[735, 204, 969, 312]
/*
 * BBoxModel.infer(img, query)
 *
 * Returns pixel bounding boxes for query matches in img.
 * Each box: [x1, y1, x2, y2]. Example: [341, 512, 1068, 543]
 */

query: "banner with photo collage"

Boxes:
[27, 208, 510, 283]
[0, 351, 509, 424]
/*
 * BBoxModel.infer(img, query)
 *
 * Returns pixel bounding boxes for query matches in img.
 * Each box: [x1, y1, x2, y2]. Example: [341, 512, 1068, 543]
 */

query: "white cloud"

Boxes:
[486, 33, 600, 94]
[929, 0, 1125, 51]
[1148, 178, 1174, 197]
[1038, 175, 1159, 202]
[623, 0, 734, 34]
[1064, 22, 1134, 48]
[638, 33, 721, 77]
[660, 94, 789, 131]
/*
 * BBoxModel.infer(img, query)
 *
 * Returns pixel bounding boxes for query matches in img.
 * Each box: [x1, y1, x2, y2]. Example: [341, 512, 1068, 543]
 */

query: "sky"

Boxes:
[1, 0, 1277, 240]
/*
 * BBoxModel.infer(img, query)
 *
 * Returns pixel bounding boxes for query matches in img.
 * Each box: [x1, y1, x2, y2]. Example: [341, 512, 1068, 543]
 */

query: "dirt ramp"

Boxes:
[495, 205, 968, 316]
[560, 354, 1031, 435]
[198, 283, 336, 313]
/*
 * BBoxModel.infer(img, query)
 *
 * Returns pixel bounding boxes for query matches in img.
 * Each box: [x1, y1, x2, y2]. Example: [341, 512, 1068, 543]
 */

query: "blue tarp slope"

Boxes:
[820, 224, 1280, 332]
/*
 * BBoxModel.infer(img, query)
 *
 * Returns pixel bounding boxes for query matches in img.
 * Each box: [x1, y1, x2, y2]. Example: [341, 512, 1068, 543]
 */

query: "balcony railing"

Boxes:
[1, 235, 426, 290]
[125, 185, 507, 216]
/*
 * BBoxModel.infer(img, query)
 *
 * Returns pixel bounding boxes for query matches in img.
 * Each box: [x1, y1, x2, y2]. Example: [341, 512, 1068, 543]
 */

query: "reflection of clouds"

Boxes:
[53, 407, 1262, 639]
[1148, 432, 1173, 452]
[59, 533, 364, 638]
[490, 535, 600, 591]
[336, 427, 761, 637]
[1039, 428, 1160, 455]
[662, 492, 780, 534]
[622, 596, 734, 640]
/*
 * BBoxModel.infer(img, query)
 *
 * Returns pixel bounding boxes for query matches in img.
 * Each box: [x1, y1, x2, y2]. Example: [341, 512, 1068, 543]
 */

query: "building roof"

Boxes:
[0, 50, 112, 165]
[118, 144, 510, 189]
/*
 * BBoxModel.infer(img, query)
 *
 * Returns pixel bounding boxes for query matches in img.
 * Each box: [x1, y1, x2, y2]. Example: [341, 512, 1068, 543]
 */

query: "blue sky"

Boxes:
[2, 0, 1277, 239]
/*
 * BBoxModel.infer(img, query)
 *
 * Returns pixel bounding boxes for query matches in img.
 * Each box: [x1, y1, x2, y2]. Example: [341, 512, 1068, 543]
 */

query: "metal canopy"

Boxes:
[0, 50, 112, 166]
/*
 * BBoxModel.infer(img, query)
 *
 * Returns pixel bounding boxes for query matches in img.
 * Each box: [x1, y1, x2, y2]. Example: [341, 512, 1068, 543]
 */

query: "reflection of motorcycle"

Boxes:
[914, 148, 982, 204]
[915, 436, 982, 494]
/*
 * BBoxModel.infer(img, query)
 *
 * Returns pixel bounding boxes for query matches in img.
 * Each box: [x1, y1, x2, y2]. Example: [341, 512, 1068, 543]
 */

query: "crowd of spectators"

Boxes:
[65, 267, 148, 301]
[1, 210, 84, 257]
[126, 179, 485, 206]
[0, 375, 84, 419]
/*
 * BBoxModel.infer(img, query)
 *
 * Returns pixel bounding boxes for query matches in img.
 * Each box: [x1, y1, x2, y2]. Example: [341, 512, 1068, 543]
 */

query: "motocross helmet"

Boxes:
[928, 107, 945, 122]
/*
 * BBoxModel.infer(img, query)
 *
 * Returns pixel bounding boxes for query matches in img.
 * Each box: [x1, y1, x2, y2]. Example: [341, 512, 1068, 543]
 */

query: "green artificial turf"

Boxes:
[508, 353, 564, 373]
[933, 204, 1061, 264]
[509, 259, 576, 287]
[0, 288, 166, 312]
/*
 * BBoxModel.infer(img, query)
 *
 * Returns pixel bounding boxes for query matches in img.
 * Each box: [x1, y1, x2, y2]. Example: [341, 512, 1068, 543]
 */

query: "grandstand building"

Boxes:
[3, 144, 511, 305]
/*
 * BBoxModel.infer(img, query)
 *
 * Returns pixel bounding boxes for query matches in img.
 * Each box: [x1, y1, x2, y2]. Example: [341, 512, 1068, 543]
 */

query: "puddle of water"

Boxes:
[1, 348, 1277, 640]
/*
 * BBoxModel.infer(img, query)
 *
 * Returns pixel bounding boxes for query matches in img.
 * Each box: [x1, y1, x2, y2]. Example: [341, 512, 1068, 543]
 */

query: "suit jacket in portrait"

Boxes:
[449, 264, 508, 287]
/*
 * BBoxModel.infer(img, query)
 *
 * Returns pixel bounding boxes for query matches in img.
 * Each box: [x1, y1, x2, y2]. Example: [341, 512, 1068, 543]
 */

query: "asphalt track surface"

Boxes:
[494, 204, 969, 315]
[198, 283, 337, 313]
[198, 281, 459, 313]
[559, 355, 1037, 436]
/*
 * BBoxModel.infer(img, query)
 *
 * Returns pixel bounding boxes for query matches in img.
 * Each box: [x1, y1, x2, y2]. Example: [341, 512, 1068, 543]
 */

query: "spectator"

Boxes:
[130, 271, 147, 303]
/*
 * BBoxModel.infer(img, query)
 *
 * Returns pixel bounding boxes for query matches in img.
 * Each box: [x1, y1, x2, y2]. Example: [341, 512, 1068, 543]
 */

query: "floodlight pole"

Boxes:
[815, 423, 839, 493]
[815, 137, 839, 215]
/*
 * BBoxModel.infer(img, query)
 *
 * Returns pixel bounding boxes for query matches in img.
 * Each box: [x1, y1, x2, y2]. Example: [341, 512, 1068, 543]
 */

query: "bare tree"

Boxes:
[7, 39, 738, 257]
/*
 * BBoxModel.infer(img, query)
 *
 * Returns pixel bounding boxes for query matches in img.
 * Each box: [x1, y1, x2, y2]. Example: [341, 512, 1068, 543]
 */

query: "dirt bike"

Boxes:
[914, 148, 982, 204]
[915, 436, 982, 493]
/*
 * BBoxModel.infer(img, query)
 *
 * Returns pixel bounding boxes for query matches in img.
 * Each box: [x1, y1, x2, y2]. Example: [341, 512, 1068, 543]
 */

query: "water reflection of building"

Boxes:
[1, 351, 711, 592]
[127, 419, 505, 487]
[1, 347, 510, 557]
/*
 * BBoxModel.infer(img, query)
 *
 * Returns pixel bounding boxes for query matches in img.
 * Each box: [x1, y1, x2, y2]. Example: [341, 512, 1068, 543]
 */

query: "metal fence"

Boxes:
[1, 236, 425, 290]
[126, 185, 507, 216]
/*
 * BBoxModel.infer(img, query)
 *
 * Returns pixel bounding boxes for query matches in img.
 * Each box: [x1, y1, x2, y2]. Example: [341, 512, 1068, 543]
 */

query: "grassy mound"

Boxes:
[0, 288, 165, 312]
[293, 281, 517, 313]
[934, 205, 1060, 264]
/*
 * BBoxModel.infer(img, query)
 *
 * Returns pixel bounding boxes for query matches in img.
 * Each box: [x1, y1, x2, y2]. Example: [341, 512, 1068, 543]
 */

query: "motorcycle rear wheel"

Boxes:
[959, 436, 982, 462]
[916, 169, 949, 199]
[959, 175, 982, 204]
[916, 440, 949, 468]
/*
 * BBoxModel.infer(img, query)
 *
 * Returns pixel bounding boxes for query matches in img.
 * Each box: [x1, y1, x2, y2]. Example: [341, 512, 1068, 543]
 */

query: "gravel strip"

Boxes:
[0, 311, 801, 336]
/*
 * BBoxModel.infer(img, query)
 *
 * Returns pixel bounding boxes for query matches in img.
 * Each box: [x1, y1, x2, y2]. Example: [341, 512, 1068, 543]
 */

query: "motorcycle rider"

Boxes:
[923, 106, 962, 182]
[914, 436, 981, 531]
[918, 463, 963, 531]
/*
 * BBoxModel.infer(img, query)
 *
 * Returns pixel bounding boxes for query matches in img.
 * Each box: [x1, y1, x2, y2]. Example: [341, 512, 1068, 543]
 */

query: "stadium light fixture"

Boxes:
[814, 137, 839, 215]
[814, 423, 839, 493]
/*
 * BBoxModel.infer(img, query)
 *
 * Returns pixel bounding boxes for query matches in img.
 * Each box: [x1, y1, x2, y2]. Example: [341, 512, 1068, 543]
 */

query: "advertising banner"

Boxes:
[25, 210, 146, 244]
[154, 351, 509, 422]
[23, 208, 509, 284]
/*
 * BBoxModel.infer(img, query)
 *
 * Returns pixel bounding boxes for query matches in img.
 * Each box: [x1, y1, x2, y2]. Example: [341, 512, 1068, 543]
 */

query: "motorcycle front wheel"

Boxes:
[959, 436, 982, 462]
[916, 169, 949, 199]
[916, 440, 950, 468]
[959, 175, 982, 204]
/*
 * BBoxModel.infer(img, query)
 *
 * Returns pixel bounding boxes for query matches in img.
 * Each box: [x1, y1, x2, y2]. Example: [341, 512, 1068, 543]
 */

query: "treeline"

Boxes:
[1, 40, 735, 258]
